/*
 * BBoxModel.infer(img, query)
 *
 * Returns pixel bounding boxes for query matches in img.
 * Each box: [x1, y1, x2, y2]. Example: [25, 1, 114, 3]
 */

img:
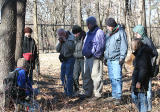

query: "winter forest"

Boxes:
[0, 0, 160, 111]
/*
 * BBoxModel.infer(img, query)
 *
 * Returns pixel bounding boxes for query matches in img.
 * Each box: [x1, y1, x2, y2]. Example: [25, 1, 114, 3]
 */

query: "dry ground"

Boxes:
[33, 52, 160, 112]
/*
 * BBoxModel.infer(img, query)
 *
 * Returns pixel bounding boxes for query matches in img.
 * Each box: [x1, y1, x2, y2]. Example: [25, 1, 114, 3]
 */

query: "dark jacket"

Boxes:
[22, 36, 38, 68]
[132, 44, 154, 93]
[22, 36, 38, 61]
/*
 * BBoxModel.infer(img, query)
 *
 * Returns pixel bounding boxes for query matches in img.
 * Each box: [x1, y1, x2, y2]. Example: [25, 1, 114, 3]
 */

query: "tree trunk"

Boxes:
[0, 0, 17, 109]
[148, 0, 152, 38]
[138, 0, 146, 27]
[33, 0, 40, 75]
[95, 0, 102, 28]
[15, 0, 27, 63]
[77, 0, 82, 27]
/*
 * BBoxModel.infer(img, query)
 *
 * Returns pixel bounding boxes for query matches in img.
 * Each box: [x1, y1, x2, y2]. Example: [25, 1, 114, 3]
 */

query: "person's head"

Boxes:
[133, 25, 147, 38]
[17, 58, 29, 69]
[72, 25, 82, 38]
[131, 38, 143, 52]
[105, 18, 117, 32]
[56, 28, 67, 39]
[24, 27, 33, 38]
[86, 16, 97, 30]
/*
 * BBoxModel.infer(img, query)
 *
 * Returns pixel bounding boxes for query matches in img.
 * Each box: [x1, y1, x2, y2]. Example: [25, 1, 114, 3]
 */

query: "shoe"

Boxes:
[114, 99, 121, 106]
[73, 90, 80, 97]
[79, 94, 91, 100]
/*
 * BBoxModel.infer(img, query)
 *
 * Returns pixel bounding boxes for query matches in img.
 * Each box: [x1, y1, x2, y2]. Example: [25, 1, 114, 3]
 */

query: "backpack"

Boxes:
[3, 69, 26, 101]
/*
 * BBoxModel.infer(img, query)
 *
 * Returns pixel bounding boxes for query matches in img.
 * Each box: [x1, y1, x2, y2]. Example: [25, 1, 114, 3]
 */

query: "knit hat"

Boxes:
[133, 25, 147, 37]
[86, 16, 97, 26]
[72, 25, 82, 34]
[24, 27, 33, 33]
[106, 18, 117, 27]
[17, 58, 29, 68]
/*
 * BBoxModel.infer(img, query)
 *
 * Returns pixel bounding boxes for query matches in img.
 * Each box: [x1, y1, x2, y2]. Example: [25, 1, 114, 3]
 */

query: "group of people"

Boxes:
[56, 16, 158, 112]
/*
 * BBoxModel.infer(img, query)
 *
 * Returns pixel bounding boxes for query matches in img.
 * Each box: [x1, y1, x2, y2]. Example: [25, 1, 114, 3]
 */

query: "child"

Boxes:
[131, 39, 153, 112]
[16, 58, 32, 101]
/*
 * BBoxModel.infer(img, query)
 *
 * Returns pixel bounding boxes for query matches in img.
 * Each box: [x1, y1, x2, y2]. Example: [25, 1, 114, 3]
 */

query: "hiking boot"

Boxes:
[79, 94, 92, 100]
[73, 90, 80, 97]
[114, 99, 121, 106]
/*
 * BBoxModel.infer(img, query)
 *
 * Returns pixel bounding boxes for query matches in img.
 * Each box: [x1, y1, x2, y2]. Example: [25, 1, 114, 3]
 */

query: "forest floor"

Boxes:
[32, 52, 160, 112]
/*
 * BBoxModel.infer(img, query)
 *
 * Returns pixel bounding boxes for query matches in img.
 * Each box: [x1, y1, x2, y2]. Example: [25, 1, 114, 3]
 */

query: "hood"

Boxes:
[133, 25, 147, 38]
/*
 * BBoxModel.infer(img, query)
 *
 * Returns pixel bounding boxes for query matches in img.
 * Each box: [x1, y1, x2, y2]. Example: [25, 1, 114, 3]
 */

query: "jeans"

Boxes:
[107, 60, 122, 99]
[61, 57, 75, 96]
[132, 92, 148, 112]
[147, 79, 152, 111]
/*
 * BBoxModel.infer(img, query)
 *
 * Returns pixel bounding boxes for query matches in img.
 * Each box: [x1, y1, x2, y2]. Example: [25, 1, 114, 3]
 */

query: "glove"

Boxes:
[119, 59, 124, 65]
[104, 59, 107, 66]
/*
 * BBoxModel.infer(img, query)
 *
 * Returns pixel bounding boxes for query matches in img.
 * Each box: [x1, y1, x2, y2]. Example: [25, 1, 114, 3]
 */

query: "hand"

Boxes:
[62, 36, 67, 42]
[136, 82, 141, 89]
[104, 59, 107, 66]
[119, 59, 124, 65]
[58, 37, 64, 43]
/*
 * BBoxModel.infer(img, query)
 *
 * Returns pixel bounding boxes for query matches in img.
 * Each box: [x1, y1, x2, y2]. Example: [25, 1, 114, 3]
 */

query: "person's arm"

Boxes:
[137, 56, 149, 84]
[92, 30, 106, 58]
[120, 30, 128, 61]
[56, 42, 63, 53]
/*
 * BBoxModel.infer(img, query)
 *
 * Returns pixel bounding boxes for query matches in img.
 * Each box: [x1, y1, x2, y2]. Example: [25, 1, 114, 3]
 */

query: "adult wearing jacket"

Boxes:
[104, 18, 128, 105]
[133, 25, 158, 111]
[72, 25, 86, 95]
[131, 39, 153, 112]
[82, 16, 106, 100]
[22, 27, 38, 82]
[56, 28, 75, 97]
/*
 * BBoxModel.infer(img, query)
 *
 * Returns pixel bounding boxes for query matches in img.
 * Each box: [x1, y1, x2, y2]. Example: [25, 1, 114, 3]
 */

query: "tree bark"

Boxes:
[15, 0, 27, 63]
[77, 0, 82, 27]
[138, 0, 146, 27]
[95, 0, 102, 28]
[0, 0, 17, 109]
[33, 0, 40, 75]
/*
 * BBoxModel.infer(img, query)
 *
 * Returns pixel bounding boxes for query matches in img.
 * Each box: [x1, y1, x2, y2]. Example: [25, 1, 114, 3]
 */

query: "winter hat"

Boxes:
[72, 25, 82, 34]
[17, 58, 29, 68]
[86, 16, 97, 26]
[106, 18, 117, 27]
[133, 25, 147, 37]
[24, 27, 33, 33]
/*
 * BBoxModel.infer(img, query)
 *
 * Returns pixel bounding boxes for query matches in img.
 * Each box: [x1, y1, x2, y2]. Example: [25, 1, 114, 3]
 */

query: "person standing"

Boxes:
[22, 27, 38, 83]
[56, 28, 75, 97]
[131, 39, 153, 112]
[82, 16, 106, 100]
[104, 18, 128, 105]
[133, 25, 158, 111]
[72, 25, 86, 95]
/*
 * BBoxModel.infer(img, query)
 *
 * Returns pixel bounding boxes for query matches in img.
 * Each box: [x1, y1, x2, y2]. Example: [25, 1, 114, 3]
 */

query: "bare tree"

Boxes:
[77, 0, 82, 27]
[0, 0, 17, 109]
[138, 0, 146, 27]
[15, 0, 27, 63]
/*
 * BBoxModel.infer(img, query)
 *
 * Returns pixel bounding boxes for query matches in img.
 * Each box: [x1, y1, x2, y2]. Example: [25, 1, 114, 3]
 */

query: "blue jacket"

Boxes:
[16, 68, 32, 96]
[82, 27, 106, 58]
[104, 25, 128, 60]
